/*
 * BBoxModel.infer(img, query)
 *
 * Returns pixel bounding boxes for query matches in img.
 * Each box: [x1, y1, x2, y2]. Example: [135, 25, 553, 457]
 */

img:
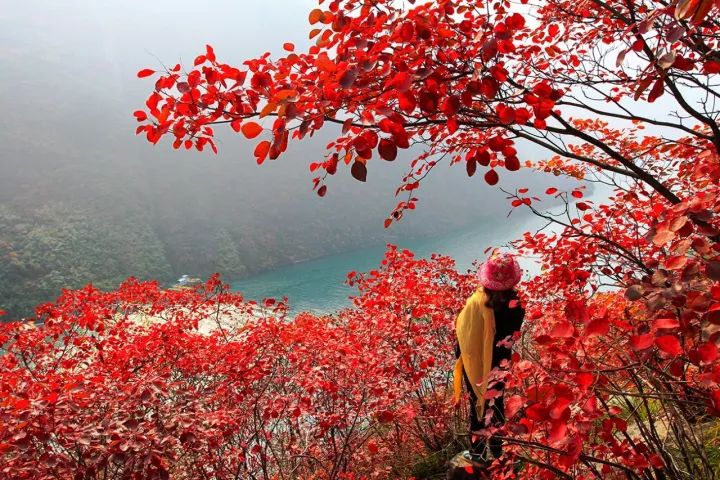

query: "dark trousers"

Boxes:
[463, 368, 505, 460]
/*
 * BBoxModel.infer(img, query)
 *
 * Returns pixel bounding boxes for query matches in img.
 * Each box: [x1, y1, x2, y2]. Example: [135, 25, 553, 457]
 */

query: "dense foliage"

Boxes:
[0, 203, 172, 317]
[0, 249, 478, 479]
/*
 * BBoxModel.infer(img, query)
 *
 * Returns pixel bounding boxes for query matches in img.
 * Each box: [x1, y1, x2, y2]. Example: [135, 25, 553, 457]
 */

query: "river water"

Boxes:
[231, 212, 548, 314]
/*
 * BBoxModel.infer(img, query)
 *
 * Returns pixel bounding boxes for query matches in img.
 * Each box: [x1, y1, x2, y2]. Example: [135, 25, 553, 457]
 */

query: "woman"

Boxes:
[453, 251, 524, 462]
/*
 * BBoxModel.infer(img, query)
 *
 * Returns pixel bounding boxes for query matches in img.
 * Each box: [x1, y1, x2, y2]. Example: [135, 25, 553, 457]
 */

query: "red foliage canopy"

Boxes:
[0, 250, 478, 479]
[135, 0, 719, 223]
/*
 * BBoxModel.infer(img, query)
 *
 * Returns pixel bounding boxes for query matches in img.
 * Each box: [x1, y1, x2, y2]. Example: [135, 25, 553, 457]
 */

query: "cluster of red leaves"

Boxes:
[0, 248, 477, 479]
[489, 149, 720, 478]
[134, 0, 720, 223]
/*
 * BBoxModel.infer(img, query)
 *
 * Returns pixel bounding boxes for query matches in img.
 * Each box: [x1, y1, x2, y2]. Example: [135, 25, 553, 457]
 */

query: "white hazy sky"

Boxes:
[0, 0, 581, 233]
[1, 0, 317, 103]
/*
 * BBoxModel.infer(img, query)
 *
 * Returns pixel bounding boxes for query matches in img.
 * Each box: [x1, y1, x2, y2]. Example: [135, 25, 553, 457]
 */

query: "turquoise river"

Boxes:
[231, 212, 549, 314]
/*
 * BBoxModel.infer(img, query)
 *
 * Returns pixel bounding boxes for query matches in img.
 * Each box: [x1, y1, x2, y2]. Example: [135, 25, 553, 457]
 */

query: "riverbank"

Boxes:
[230, 185, 609, 314]
[229, 210, 544, 313]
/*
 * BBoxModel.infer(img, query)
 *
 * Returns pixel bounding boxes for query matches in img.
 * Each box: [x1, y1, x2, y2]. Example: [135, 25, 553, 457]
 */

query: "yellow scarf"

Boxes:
[453, 287, 496, 418]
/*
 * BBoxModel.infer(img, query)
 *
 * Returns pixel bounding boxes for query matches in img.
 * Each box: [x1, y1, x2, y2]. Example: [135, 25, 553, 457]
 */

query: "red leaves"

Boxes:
[378, 117, 400, 135]
[575, 372, 594, 391]
[653, 229, 675, 246]
[489, 135, 506, 152]
[241, 122, 263, 139]
[675, 0, 715, 23]
[525, 403, 548, 421]
[515, 107, 531, 125]
[367, 440, 379, 454]
[481, 37, 498, 62]
[398, 91, 416, 113]
[656, 335, 683, 356]
[665, 255, 688, 270]
[630, 333, 654, 351]
[706, 261, 720, 281]
[625, 285, 644, 301]
[497, 104, 516, 124]
[505, 156, 520, 171]
[136, 68, 155, 78]
[480, 76, 498, 99]
[308, 8, 326, 25]
[205, 44, 216, 63]
[466, 157, 477, 177]
[575, 202, 590, 211]
[551, 322, 575, 338]
[549, 420, 568, 443]
[695, 342, 718, 363]
[251, 71, 272, 89]
[254, 140, 271, 164]
[505, 395, 524, 418]
[549, 397, 571, 420]
[339, 68, 359, 88]
[378, 139, 397, 161]
[176, 81, 190, 93]
[490, 65, 508, 83]
[377, 410, 394, 423]
[475, 150, 490, 166]
[0, 249, 480, 479]
[506, 12, 526, 30]
[387, 71, 412, 92]
[655, 318, 680, 329]
[418, 91, 439, 114]
[648, 77, 665, 103]
[351, 161, 367, 182]
[441, 96, 460, 116]
[13, 398, 30, 411]
[484, 169, 499, 185]
[704, 60, 720, 74]
[585, 317, 608, 337]
[353, 132, 377, 159]
[709, 390, 720, 416]
[634, 75, 654, 101]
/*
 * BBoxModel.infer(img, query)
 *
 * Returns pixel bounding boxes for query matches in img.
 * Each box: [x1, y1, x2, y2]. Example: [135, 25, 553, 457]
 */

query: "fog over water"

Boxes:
[0, 1, 577, 317]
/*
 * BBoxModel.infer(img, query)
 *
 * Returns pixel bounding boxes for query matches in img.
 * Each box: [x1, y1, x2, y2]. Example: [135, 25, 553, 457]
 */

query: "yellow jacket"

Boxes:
[453, 287, 496, 418]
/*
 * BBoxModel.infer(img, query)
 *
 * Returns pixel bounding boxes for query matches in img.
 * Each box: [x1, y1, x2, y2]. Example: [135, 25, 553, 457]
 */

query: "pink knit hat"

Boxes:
[479, 251, 522, 291]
